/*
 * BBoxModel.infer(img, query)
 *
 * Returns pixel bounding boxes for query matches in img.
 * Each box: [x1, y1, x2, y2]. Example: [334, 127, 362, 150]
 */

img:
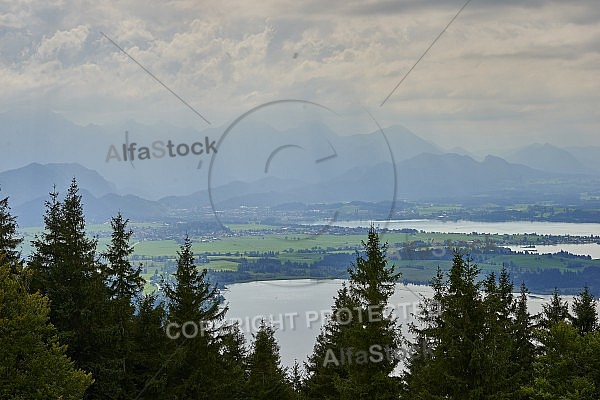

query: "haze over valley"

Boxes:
[1, 110, 599, 227]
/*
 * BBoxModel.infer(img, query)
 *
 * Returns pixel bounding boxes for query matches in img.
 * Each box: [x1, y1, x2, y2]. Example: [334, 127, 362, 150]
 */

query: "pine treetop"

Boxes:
[0, 194, 22, 265]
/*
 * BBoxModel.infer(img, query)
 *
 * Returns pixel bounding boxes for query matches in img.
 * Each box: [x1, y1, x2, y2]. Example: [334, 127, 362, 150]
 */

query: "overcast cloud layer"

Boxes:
[1, 0, 599, 151]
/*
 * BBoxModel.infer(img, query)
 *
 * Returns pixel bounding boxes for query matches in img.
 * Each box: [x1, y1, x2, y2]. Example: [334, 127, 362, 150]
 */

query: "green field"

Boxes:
[17, 222, 600, 294]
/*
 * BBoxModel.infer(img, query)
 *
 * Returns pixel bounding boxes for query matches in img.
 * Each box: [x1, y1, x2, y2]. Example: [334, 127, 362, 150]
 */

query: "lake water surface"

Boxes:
[506, 243, 600, 259]
[319, 219, 600, 258]
[225, 279, 562, 369]
[226, 220, 600, 368]
[320, 219, 600, 236]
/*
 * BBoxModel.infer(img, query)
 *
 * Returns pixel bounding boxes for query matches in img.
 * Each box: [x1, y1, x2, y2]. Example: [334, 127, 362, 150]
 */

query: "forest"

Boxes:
[1, 179, 600, 399]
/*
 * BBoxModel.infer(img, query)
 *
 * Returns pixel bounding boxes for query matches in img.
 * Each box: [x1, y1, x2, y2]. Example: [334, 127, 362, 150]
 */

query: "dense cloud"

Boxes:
[0, 0, 598, 150]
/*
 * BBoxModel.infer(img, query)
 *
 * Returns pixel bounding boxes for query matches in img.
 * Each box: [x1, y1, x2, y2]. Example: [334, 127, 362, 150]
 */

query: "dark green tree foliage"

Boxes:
[103, 212, 143, 301]
[290, 359, 303, 399]
[477, 268, 520, 396]
[28, 180, 119, 399]
[0, 263, 93, 399]
[404, 254, 535, 399]
[28, 188, 61, 294]
[523, 322, 600, 399]
[0, 194, 22, 265]
[538, 287, 570, 330]
[128, 294, 170, 399]
[219, 322, 249, 398]
[162, 235, 235, 398]
[411, 253, 487, 397]
[102, 212, 146, 398]
[522, 287, 600, 398]
[304, 226, 402, 399]
[342, 227, 402, 398]
[246, 320, 294, 399]
[571, 285, 598, 335]
[303, 284, 358, 399]
[511, 282, 536, 388]
[349, 227, 400, 307]
[401, 267, 445, 396]
[163, 235, 226, 326]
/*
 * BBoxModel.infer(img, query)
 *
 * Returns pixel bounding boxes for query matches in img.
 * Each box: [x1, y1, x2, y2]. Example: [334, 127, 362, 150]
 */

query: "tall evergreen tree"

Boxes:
[571, 286, 598, 335]
[438, 253, 486, 397]
[538, 287, 570, 330]
[304, 226, 402, 399]
[219, 322, 249, 398]
[246, 320, 293, 399]
[0, 263, 93, 399]
[128, 294, 170, 399]
[102, 212, 146, 398]
[401, 267, 445, 396]
[524, 288, 600, 398]
[478, 269, 516, 396]
[290, 360, 303, 399]
[342, 227, 402, 399]
[303, 284, 358, 399]
[103, 212, 143, 301]
[163, 236, 226, 326]
[0, 193, 22, 265]
[403, 253, 534, 398]
[28, 180, 119, 399]
[162, 235, 233, 398]
[512, 282, 536, 394]
[523, 321, 600, 399]
[28, 187, 62, 295]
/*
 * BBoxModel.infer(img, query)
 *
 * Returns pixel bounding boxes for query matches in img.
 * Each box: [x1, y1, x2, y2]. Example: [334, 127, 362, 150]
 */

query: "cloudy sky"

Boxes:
[1, 0, 599, 152]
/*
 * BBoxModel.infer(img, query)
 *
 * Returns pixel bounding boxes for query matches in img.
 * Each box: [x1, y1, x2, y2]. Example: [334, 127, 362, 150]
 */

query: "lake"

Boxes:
[224, 279, 568, 369]
[506, 243, 600, 260]
[316, 219, 600, 258]
[320, 219, 600, 236]
[224, 220, 600, 368]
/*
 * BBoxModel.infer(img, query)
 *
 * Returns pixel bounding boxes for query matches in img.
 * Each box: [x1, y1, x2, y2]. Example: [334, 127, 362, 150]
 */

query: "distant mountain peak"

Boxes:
[506, 142, 588, 175]
[0, 162, 116, 207]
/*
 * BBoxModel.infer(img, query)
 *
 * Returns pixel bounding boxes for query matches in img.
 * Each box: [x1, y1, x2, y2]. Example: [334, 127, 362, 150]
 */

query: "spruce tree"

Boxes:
[219, 322, 249, 398]
[28, 187, 62, 295]
[102, 212, 145, 398]
[163, 236, 226, 326]
[28, 180, 119, 399]
[512, 282, 535, 394]
[246, 320, 293, 399]
[571, 286, 598, 335]
[342, 227, 402, 399]
[404, 253, 496, 397]
[438, 253, 486, 397]
[103, 212, 143, 301]
[405, 255, 538, 399]
[128, 294, 170, 399]
[304, 226, 402, 399]
[162, 235, 231, 398]
[290, 360, 303, 399]
[0, 263, 93, 399]
[0, 193, 22, 265]
[524, 321, 600, 399]
[479, 270, 515, 395]
[303, 284, 358, 399]
[402, 267, 445, 396]
[539, 287, 570, 330]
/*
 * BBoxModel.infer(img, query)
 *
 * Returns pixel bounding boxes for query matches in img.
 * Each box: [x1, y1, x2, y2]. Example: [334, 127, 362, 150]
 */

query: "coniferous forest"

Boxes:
[2, 180, 600, 399]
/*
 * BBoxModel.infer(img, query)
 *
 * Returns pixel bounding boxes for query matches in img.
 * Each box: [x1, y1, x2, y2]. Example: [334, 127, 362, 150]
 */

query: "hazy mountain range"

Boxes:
[1, 110, 599, 226]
